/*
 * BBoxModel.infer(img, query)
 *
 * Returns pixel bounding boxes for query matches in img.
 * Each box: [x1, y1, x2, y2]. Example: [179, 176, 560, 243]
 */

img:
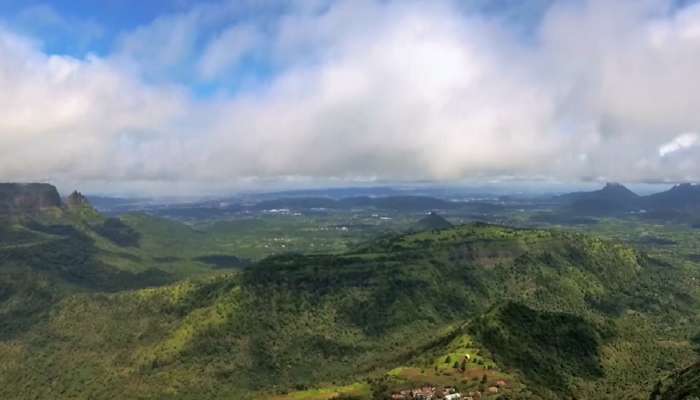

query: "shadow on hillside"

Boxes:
[472, 302, 607, 395]
[0, 223, 172, 340]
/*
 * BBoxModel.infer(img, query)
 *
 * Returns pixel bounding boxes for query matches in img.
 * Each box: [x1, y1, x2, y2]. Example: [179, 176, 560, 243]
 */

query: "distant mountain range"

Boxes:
[645, 183, 700, 210]
[5, 181, 698, 222]
[557, 182, 700, 216]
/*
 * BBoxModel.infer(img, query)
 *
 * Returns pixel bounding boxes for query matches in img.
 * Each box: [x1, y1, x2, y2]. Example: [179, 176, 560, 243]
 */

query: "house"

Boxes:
[391, 385, 464, 400]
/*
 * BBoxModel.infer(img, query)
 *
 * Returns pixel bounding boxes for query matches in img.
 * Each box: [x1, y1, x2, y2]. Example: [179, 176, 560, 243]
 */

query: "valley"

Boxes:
[5, 1, 700, 398]
[1, 183, 699, 399]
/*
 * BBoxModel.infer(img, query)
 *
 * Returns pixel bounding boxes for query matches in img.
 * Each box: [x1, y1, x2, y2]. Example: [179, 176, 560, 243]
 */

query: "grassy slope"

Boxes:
[1, 223, 697, 399]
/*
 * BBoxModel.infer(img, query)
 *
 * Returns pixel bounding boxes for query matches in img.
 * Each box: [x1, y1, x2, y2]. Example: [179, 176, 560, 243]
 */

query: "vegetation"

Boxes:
[651, 362, 700, 400]
[1, 184, 700, 399]
[1, 215, 698, 399]
[93, 217, 141, 247]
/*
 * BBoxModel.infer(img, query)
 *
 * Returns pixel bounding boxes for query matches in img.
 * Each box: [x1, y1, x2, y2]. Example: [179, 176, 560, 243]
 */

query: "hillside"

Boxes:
[0, 223, 696, 399]
[651, 362, 700, 400]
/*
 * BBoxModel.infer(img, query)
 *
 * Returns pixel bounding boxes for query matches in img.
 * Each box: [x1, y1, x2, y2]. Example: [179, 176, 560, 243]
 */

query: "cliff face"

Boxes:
[0, 183, 62, 214]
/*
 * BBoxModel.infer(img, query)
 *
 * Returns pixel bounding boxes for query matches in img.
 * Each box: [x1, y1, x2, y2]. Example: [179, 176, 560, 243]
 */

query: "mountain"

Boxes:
[412, 211, 453, 231]
[557, 182, 641, 215]
[1, 222, 695, 399]
[556, 182, 700, 218]
[651, 362, 700, 400]
[644, 183, 700, 211]
[0, 183, 62, 215]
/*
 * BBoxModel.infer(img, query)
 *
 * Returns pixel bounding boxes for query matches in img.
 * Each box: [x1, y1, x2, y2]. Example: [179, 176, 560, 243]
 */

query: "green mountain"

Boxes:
[1, 220, 696, 399]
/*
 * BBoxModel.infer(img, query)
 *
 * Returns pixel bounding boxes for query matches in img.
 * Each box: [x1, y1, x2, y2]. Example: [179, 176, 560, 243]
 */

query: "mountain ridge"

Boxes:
[557, 182, 700, 216]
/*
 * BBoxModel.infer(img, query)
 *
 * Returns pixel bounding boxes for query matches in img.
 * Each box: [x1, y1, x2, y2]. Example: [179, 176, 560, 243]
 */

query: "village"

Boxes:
[389, 379, 507, 400]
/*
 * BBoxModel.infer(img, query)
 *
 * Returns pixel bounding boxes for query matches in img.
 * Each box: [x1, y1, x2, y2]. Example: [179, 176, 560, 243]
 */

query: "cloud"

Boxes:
[2, 0, 700, 194]
[0, 28, 188, 182]
[659, 132, 699, 156]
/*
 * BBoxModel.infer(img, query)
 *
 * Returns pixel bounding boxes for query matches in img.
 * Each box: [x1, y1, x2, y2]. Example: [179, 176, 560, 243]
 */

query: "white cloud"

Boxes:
[3, 0, 700, 194]
[0, 28, 188, 181]
[659, 132, 699, 156]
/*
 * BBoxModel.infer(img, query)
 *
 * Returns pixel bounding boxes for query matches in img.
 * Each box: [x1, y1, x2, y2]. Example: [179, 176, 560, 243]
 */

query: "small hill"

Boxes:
[0, 183, 62, 215]
[412, 211, 453, 231]
[557, 183, 641, 215]
[651, 362, 700, 400]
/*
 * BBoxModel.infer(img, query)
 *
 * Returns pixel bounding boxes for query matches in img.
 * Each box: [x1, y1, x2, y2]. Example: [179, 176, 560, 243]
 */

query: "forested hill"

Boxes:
[1, 222, 697, 399]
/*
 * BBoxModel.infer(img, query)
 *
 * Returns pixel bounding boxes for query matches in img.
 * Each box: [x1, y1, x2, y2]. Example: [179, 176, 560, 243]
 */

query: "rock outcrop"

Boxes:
[0, 183, 62, 214]
[65, 190, 91, 209]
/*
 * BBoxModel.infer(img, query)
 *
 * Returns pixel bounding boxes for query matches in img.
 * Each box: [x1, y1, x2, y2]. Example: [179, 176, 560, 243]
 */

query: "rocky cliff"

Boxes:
[0, 183, 62, 214]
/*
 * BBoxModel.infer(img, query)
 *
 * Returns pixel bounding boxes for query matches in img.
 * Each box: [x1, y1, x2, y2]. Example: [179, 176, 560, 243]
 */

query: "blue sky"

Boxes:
[1, 0, 700, 195]
[1, 0, 191, 53]
[1, 0, 555, 94]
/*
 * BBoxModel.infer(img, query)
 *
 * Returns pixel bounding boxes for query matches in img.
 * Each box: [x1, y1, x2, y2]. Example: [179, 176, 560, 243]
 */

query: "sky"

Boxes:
[1, 0, 700, 195]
